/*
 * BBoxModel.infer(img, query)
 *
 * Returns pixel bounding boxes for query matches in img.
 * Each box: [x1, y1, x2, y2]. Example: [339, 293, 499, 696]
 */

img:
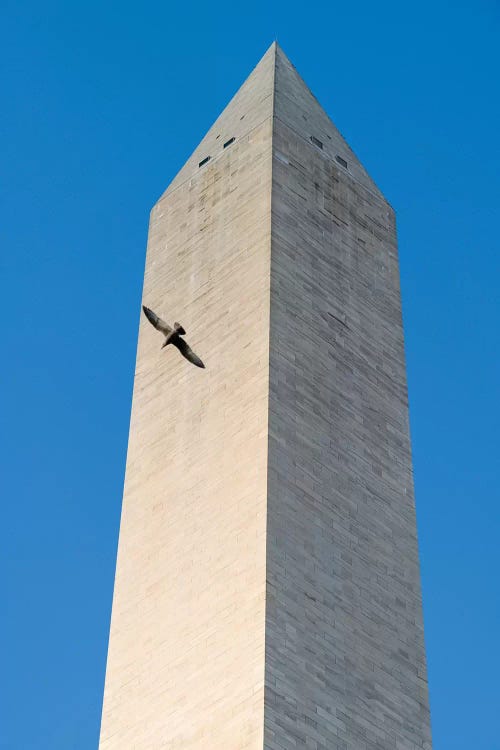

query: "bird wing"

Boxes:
[142, 305, 173, 336]
[172, 336, 205, 368]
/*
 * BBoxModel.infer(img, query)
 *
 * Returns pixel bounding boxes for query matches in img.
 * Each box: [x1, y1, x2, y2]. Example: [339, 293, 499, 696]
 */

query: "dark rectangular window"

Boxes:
[198, 156, 211, 168]
[223, 137, 235, 149]
[335, 155, 348, 169]
[310, 135, 323, 149]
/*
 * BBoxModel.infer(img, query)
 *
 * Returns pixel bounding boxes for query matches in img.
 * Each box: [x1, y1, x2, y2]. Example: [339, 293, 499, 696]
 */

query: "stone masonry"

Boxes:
[99, 43, 432, 750]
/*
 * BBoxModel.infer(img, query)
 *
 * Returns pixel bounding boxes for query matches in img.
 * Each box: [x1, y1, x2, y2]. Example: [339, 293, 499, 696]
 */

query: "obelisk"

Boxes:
[99, 43, 432, 750]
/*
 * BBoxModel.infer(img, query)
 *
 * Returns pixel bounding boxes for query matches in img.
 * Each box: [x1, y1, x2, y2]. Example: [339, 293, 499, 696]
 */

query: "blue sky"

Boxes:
[1, 1, 499, 748]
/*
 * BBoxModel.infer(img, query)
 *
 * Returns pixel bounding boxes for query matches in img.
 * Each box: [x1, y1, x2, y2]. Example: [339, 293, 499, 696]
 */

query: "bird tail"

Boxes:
[162, 331, 175, 348]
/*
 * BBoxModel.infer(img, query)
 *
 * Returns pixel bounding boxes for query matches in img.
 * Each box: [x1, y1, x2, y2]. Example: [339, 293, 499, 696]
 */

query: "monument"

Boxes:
[99, 43, 432, 749]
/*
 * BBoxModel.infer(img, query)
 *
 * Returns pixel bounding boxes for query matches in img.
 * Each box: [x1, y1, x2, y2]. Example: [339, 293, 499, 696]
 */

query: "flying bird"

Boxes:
[142, 305, 205, 368]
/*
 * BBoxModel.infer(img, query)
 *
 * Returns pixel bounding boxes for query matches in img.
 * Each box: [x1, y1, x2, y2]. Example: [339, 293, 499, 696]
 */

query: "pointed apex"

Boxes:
[161, 43, 276, 198]
[160, 43, 384, 203]
[257, 39, 278, 64]
[273, 44, 385, 200]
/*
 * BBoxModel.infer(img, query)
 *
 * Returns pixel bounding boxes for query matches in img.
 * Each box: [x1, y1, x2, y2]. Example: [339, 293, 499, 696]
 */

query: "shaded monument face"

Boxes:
[99, 43, 432, 750]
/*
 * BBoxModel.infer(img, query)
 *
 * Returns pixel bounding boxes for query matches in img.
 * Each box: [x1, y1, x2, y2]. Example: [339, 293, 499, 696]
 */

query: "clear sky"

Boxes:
[1, 1, 499, 748]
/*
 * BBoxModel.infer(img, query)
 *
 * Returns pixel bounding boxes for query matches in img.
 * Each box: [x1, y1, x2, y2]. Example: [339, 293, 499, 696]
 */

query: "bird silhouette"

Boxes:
[142, 305, 205, 368]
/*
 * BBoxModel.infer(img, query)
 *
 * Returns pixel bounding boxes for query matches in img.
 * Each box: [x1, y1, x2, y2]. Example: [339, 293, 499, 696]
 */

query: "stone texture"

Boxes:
[99, 43, 432, 750]
[264, 47, 432, 750]
[99, 45, 275, 750]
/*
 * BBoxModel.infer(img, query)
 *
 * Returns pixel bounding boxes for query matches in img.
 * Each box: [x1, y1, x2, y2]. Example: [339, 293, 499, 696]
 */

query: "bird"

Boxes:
[142, 305, 205, 369]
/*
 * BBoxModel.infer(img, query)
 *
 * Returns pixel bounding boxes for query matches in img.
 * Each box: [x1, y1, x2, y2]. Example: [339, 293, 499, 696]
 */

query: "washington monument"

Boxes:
[99, 43, 432, 749]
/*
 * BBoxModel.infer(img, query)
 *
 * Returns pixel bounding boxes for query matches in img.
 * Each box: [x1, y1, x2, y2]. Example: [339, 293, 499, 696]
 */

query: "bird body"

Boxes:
[142, 306, 205, 368]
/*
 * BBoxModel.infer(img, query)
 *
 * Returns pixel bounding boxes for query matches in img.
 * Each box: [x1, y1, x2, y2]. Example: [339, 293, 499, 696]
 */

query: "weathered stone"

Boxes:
[99, 43, 432, 750]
